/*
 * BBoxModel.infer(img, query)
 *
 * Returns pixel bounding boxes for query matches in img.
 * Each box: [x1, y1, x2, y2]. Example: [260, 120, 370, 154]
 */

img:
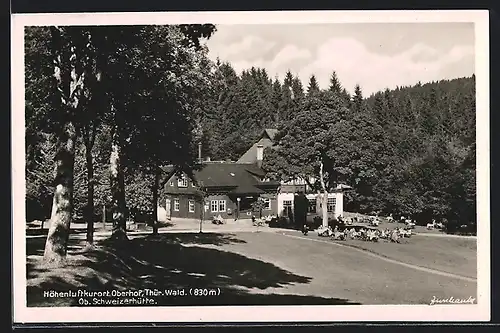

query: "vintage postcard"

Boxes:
[12, 10, 490, 324]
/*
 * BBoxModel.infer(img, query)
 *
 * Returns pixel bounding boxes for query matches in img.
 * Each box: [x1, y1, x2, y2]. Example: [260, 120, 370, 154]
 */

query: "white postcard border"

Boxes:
[11, 10, 490, 323]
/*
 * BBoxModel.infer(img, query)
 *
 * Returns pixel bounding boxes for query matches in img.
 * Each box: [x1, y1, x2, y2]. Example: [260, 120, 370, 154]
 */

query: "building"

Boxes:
[159, 128, 349, 222]
[237, 128, 278, 168]
[161, 161, 280, 221]
[237, 128, 348, 220]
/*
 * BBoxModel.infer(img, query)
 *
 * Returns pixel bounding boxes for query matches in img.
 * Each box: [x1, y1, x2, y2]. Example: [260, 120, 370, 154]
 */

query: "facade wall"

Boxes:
[272, 192, 346, 219]
[277, 193, 295, 217]
[166, 193, 279, 220]
[165, 173, 198, 193]
[157, 206, 167, 222]
[167, 195, 203, 220]
[334, 192, 343, 218]
[204, 194, 235, 220]
[162, 167, 280, 221]
[257, 193, 278, 218]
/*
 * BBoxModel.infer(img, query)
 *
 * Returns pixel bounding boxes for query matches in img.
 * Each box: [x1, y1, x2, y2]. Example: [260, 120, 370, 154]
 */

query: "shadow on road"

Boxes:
[26, 232, 360, 306]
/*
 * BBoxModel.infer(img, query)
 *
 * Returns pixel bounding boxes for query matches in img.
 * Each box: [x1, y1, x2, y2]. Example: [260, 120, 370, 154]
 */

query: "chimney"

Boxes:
[256, 144, 264, 167]
[198, 142, 202, 164]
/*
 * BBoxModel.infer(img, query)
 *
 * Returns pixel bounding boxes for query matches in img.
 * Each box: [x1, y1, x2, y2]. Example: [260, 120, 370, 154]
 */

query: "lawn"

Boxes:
[295, 232, 477, 279]
[26, 231, 477, 306]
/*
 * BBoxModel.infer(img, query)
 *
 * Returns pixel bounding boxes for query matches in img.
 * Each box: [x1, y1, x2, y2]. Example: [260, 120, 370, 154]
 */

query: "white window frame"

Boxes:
[218, 200, 226, 212]
[211, 200, 226, 213]
[283, 200, 293, 217]
[170, 180, 174, 186]
[210, 200, 218, 213]
[174, 198, 180, 212]
[308, 198, 316, 213]
[262, 198, 271, 210]
[188, 200, 195, 213]
[327, 197, 336, 213]
[177, 175, 188, 188]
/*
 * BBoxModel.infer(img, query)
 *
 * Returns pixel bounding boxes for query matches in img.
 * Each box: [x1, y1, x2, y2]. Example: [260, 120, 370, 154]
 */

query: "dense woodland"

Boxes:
[24, 25, 476, 262]
[176, 61, 475, 231]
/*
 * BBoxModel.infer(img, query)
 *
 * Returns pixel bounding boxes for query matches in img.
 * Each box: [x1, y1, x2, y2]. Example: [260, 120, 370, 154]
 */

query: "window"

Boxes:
[327, 197, 336, 213]
[262, 198, 271, 210]
[308, 198, 316, 213]
[211, 200, 226, 213]
[191, 181, 196, 187]
[169, 180, 174, 186]
[188, 200, 195, 213]
[218, 200, 226, 212]
[174, 198, 180, 211]
[283, 200, 293, 217]
[177, 175, 188, 187]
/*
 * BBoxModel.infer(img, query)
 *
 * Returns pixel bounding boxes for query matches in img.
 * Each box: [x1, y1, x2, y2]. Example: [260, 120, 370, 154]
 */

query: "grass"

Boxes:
[324, 234, 476, 278]
[191, 232, 476, 304]
[26, 230, 477, 306]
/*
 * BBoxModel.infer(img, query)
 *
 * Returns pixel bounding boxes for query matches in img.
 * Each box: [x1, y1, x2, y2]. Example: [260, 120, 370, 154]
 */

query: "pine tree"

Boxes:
[351, 84, 365, 113]
[328, 71, 342, 94]
[284, 70, 294, 88]
[372, 92, 385, 122]
[279, 72, 294, 123]
[307, 74, 320, 97]
[291, 76, 305, 101]
[271, 78, 283, 125]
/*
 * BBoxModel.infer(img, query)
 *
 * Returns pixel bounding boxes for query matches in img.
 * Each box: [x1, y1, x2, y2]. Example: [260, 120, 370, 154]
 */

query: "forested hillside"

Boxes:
[194, 60, 475, 230]
[261, 74, 476, 231]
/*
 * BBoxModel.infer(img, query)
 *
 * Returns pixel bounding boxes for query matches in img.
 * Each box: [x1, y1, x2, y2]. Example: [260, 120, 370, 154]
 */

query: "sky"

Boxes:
[205, 23, 475, 96]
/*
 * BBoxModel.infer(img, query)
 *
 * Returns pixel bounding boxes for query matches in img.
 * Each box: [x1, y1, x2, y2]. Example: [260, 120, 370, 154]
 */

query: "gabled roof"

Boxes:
[193, 163, 259, 187]
[161, 162, 279, 195]
[237, 128, 278, 164]
[263, 128, 278, 141]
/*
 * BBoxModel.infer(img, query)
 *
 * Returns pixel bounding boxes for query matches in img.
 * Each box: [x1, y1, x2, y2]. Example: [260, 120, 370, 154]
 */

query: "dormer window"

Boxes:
[177, 175, 188, 187]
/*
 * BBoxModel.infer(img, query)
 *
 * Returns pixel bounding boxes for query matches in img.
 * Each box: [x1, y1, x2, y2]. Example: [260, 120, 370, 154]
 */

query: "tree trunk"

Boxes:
[43, 122, 77, 264]
[43, 26, 85, 264]
[84, 144, 94, 245]
[109, 127, 128, 241]
[151, 165, 160, 235]
[319, 160, 329, 228]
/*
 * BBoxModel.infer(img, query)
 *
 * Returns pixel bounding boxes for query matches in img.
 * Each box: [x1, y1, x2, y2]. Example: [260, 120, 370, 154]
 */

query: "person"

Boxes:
[302, 223, 309, 235]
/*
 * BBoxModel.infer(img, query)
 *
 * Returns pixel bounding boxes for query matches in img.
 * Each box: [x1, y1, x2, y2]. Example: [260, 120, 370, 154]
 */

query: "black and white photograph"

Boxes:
[12, 10, 490, 323]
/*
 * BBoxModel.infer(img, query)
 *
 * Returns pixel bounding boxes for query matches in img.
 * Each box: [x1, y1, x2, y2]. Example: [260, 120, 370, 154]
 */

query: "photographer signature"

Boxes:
[430, 296, 476, 305]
